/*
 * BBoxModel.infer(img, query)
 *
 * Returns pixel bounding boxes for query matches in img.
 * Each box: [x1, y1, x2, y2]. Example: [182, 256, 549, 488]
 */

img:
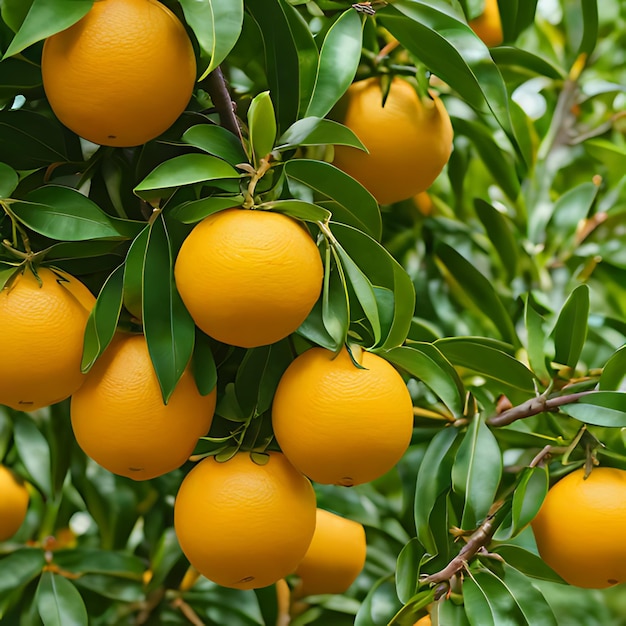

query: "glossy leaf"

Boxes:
[385, 344, 465, 418]
[81, 264, 124, 372]
[52, 550, 145, 578]
[169, 195, 244, 224]
[490, 46, 564, 80]
[462, 572, 496, 626]
[0, 161, 18, 197]
[179, 0, 244, 78]
[259, 198, 331, 223]
[451, 416, 502, 529]
[465, 569, 528, 625]
[559, 391, 626, 427]
[0, 549, 45, 595]
[134, 154, 240, 192]
[182, 124, 248, 166]
[499, 565, 558, 626]
[284, 159, 381, 240]
[493, 545, 566, 583]
[354, 576, 402, 626]
[395, 538, 426, 604]
[191, 329, 218, 396]
[599, 345, 626, 391]
[510, 465, 548, 538]
[36, 571, 88, 626]
[276, 117, 366, 151]
[577, 0, 598, 58]
[247, 91, 277, 165]
[435, 243, 518, 346]
[121, 226, 149, 321]
[13, 412, 52, 496]
[523, 295, 552, 383]
[305, 10, 363, 119]
[143, 213, 195, 403]
[3, 0, 93, 58]
[552, 284, 589, 369]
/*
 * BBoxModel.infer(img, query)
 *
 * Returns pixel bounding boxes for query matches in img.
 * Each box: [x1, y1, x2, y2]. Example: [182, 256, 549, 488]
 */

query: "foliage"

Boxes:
[0, 0, 625, 624]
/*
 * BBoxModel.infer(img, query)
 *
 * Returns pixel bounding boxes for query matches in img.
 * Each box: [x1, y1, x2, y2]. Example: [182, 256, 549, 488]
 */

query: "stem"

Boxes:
[205, 67, 242, 141]
[486, 390, 595, 428]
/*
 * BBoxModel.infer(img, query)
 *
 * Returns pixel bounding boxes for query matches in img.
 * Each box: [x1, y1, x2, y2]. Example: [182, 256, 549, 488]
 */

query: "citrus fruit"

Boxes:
[0, 465, 29, 541]
[531, 466, 626, 588]
[271, 346, 414, 486]
[71, 332, 216, 480]
[332, 77, 453, 205]
[293, 508, 366, 597]
[41, 0, 197, 147]
[469, 0, 504, 47]
[0, 266, 95, 411]
[174, 208, 323, 348]
[174, 451, 316, 590]
[414, 615, 431, 626]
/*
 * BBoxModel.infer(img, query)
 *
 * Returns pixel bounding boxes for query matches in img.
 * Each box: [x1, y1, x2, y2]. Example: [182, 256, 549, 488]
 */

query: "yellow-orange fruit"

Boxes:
[0, 267, 95, 410]
[0, 465, 29, 541]
[531, 467, 626, 588]
[71, 333, 216, 480]
[294, 508, 366, 596]
[272, 347, 414, 486]
[469, 0, 504, 47]
[174, 452, 316, 590]
[41, 0, 196, 146]
[414, 615, 431, 626]
[174, 208, 323, 348]
[332, 77, 453, 205]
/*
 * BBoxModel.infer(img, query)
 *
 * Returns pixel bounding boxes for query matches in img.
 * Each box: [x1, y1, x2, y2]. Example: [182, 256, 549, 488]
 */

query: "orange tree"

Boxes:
[0, 0, 626, 624]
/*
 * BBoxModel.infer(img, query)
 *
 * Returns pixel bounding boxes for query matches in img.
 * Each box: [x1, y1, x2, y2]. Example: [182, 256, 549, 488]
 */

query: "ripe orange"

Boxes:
[0, 266, 95, 411]
[71, 332, 216, 480]
[0, 465, 29, 541]
[469, 0, 504, 47]
[531, 466, 626, 588]
[174, 208, 323, 348]
[271, 347, 414, 486]
[414, 615, 431, 626]
[41, 0, 196, 147]
[332, 77, 453, 205]
[174, 451, 316, 590]
[293, 508, 366, 597]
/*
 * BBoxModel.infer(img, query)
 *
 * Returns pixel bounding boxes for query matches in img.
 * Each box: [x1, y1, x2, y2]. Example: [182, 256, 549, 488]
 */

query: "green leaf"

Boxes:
[462, 572, 496, 626]
[143, 214, 195, 403]
[122, 226, 150, 321]
[52, 550, 145, 578]
[284, 159, 381, 240]
[134, 154, 240, 193]
[0, 162, 18, 197]
[395, 538, 426, 604]
[3, 0, 93, 59]
[523, 295, 552, 383]
[354, 576, 402, 626]
[246, 0, 318, 132]
[169, 195, 244, 224]
[322, 247, 349, 350]
[276, 117, 366, 151]
[13, 413, 52, 497]
[385, 344, 465, 418]
[577, 0, 598, 58]
[451, 416, 502, 529]
[81, 265, 124, 372]
[11, 186, 133, 241]
[510, 466, 548, 538]
[36, 571, 88, 626]
[259, 199, 331, 223]
[0, 57, 43, 102]
[552, 284, 589, 369]
[490, 46, 564, 80]
[414, 427, 459, 554]
[499, 565, 558, 626]
[435, 242, 519, 346]
[305, 10, 363, 119]
[191, 329, 218, 396]
[559, 391, 626, 427]
[179, 0, 243, 78]
[492, 545, 566, 583]
[247, 91, 277, 165]
[182, 124, 248, 166]
[254, 584, 279, 626]
[436, 337, 536, 394]
[465, 569, 528, 625]
[0, 549, 45, 595]
[599, 345, 626, 391]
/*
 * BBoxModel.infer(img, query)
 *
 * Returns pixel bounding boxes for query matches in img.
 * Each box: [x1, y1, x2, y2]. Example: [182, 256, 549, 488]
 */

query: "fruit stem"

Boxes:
[1, 200, 32, 255]
[242, 158, 272, 209]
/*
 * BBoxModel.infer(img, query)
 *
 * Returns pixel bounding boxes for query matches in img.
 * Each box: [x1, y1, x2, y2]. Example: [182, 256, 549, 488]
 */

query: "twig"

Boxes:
[486, 390, 595, 428]
[205, 67, 242, 141]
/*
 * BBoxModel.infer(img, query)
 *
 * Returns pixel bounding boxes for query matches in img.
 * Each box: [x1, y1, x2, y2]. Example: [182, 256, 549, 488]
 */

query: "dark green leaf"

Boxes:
[247, 90, 277, 165]
[179, 0, 243, 78]
[451, 416, 502, 529]
[305, 10, 363, 119]
[523, 295, 552, 383]
[462, 572, 496, 626]
[182, 124, 248, 166]
[254, 584, 279, 626]
[0, 161, 18, 197]
[577, 0, 598, 58]
[490, 46, 564, 80]
[13, 412, 51, 497]
[143, 213, 195, 403]
[81, 265, 124, 372]
[552, 284, 589, 369]
[191, 329, 218, 396]
[122, 226, 149, 321]
[395, 538, 426, 604]
[52, 550, 145, 578]
[385, 344, 465, 418]
[284, 159, 381, 240]
[276, 117, 366, 151]
[559, 391, 626, 427]
[169, 195, 244, 224]
[510, 465, 548, 538]
[3, 0, 93, 58]
[354, 576, 402, 626]
[492, 545, 566, 583]
[259, 199, 331, 223]
[599, 345, 626, 391]
[466, 569, 527, 625]
[35, 571, 88, 626]
[0, 549, 45, 595]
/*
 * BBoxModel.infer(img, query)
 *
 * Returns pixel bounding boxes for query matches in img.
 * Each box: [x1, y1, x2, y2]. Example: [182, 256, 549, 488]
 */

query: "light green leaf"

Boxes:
[552, 284, 589, 369]
[276, 117, 366, 151]
[247, 91, 277, 166]
[182, 124, 248, 166]
[36, 572, 88, 626]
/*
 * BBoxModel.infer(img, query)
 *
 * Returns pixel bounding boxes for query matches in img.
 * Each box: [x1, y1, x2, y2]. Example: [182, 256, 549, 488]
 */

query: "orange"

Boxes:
[0, 266, 95, 411]
[174, 451, 316, 590]
[531, 467, 626, 588]
[174, 208, 323, 348]
[271, 347, 414, 486]
[293, 508, 366, 597]
[71, 332, 216, 480]
[0, 465, 29, 541]
[414, 615, 431, 626]
[469, 0, 504, 47]
[41, 0, 196, 147]
[332, 77, 453, 205]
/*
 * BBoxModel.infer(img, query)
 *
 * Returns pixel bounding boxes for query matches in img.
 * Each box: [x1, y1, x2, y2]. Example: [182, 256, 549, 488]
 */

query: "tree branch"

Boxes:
[486, 390, 595, 428]
[205, 67, 243, 141]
